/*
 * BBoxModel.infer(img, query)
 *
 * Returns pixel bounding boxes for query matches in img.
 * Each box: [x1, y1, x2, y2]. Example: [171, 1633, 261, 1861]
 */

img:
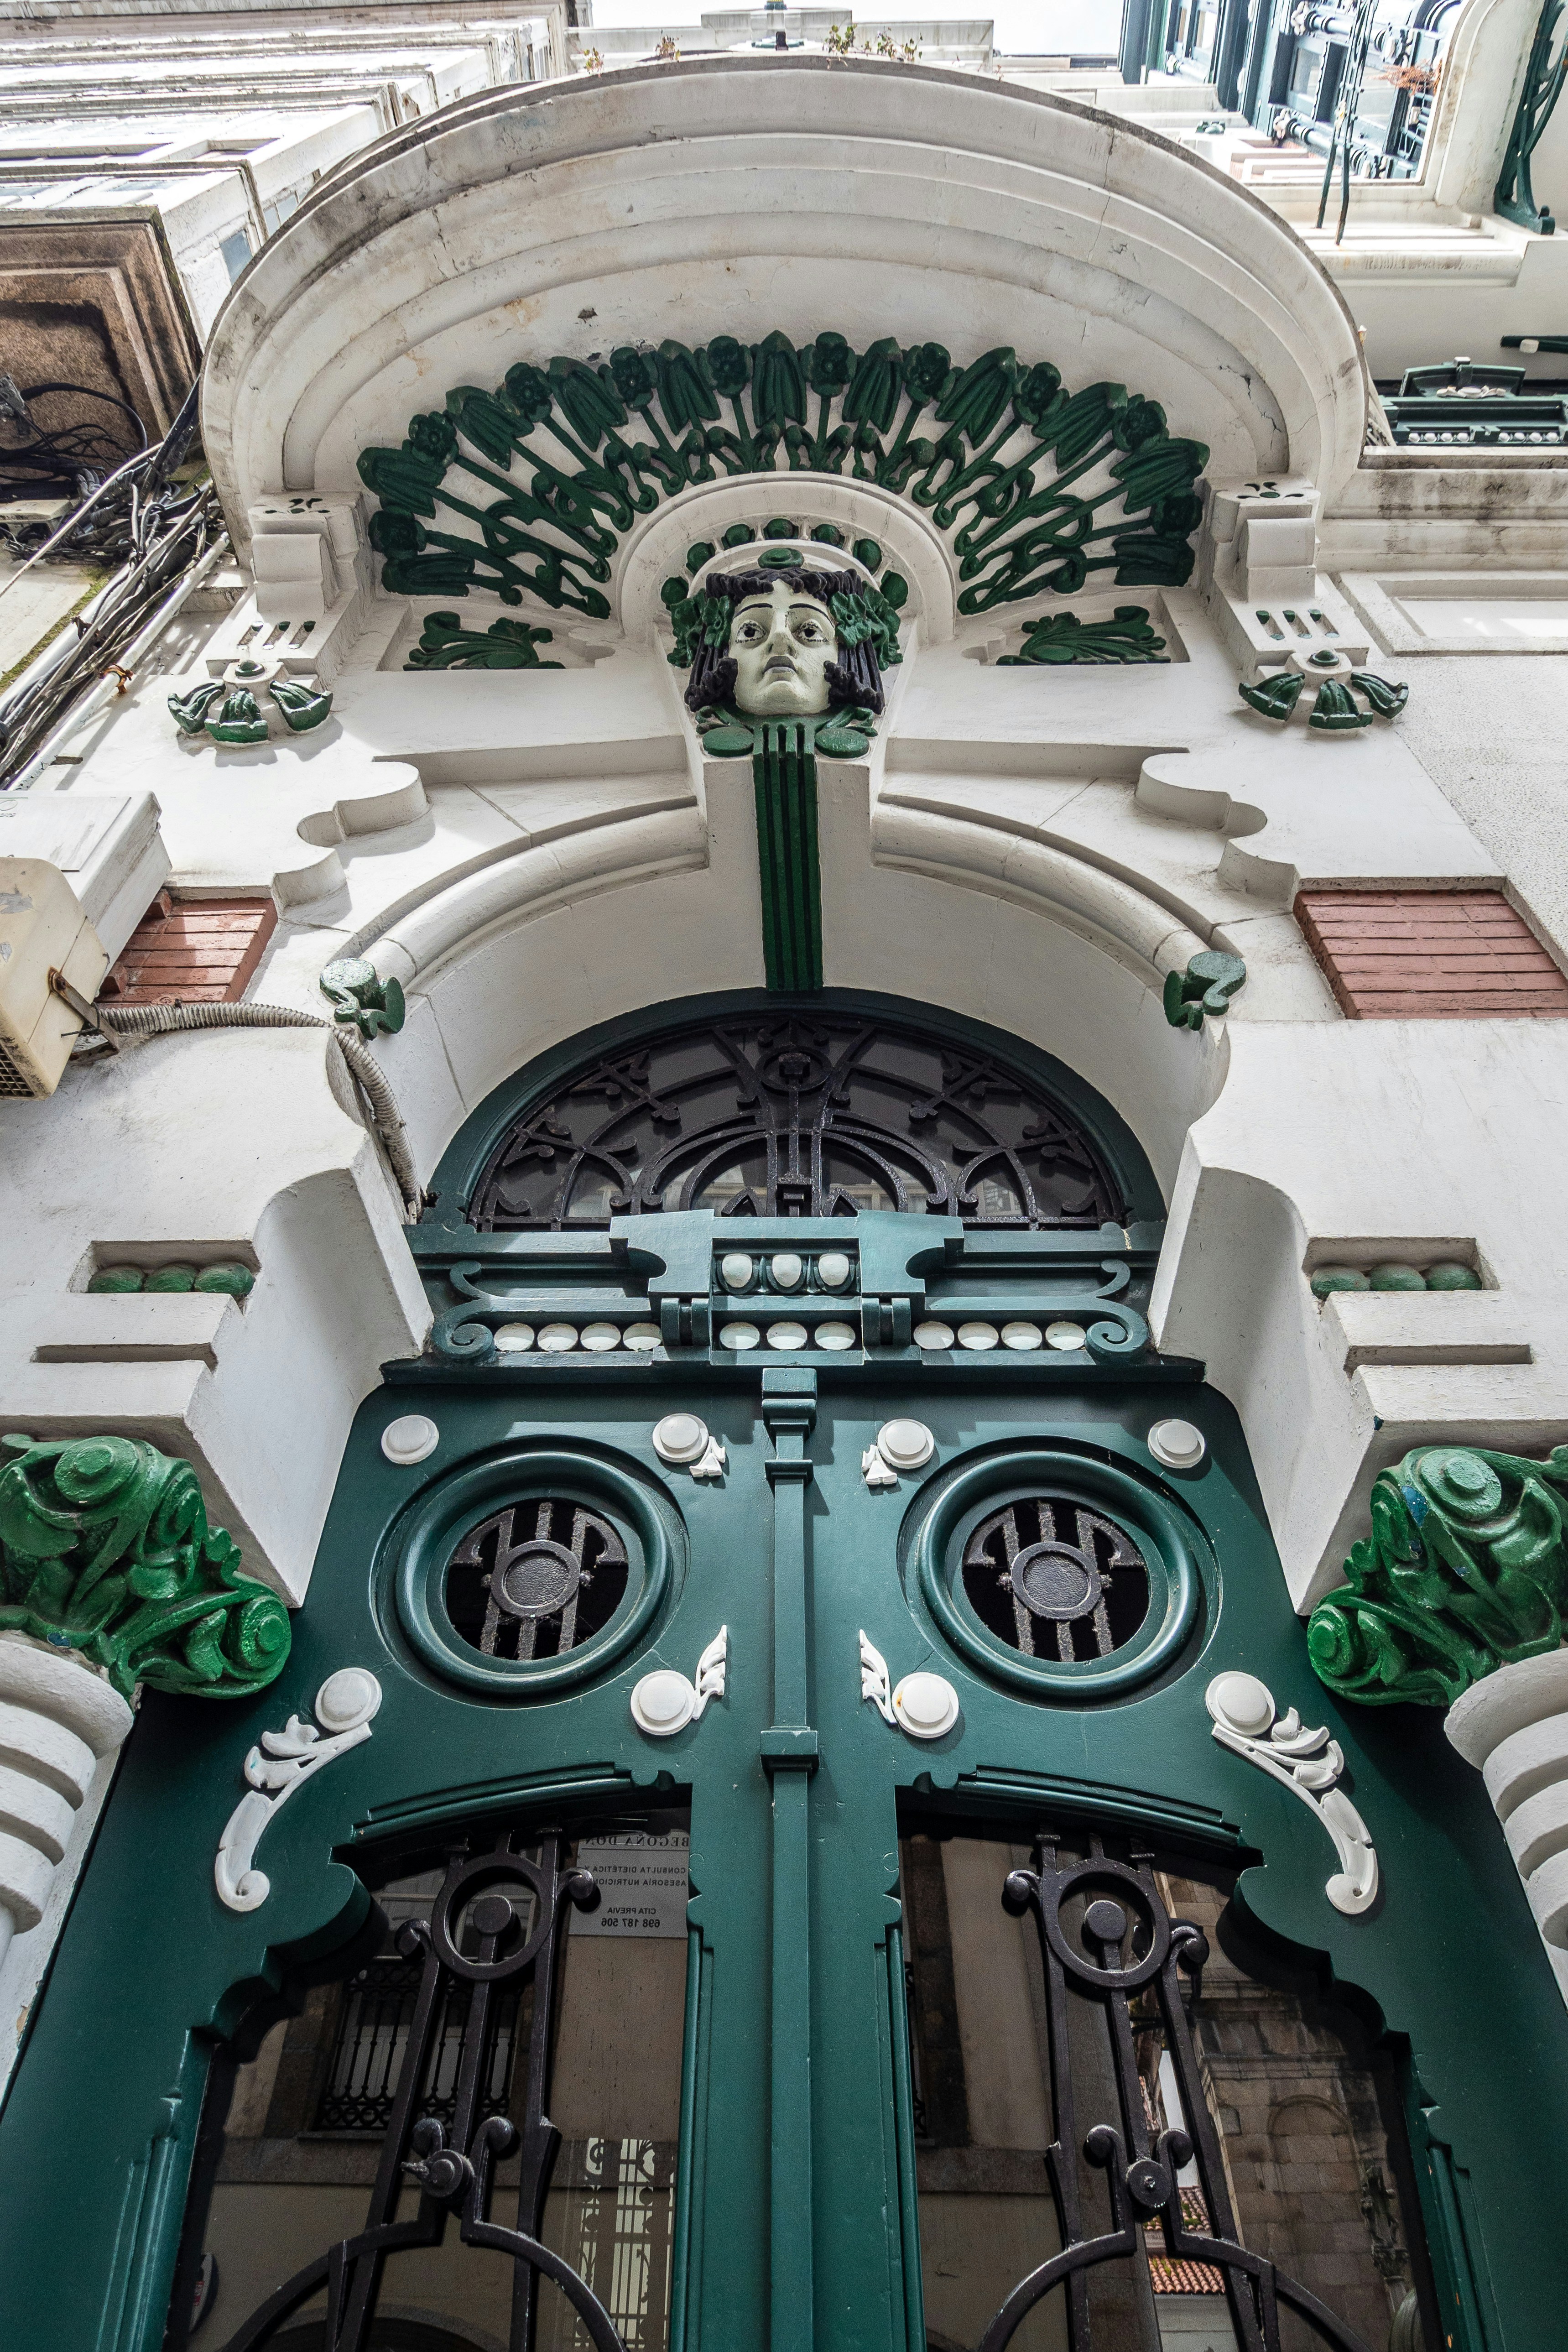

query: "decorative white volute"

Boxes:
[652, 1413, 727, 1481]
[1205, 1670, 1378, 1916]
[214, 1668, 383, 1914]
[0, 1633, 135, 1968]
[859, 1630, 959, 1742]
[862, 1419, 935, 1490]
[630, 1627, 728, 1739]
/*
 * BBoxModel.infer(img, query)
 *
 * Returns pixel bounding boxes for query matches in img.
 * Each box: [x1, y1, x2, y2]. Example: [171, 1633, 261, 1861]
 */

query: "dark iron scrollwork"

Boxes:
[468, 1013, 1122, 1231]
[446, 1498, 630, 1663]
[208, 1831, 620, 2352]
[963, 1499, 1150, 1664]
[981, 1837, 1375, 2352]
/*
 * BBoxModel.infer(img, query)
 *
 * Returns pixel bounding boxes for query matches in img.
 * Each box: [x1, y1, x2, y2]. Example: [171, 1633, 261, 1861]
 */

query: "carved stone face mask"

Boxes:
[728, 583, 838, 716]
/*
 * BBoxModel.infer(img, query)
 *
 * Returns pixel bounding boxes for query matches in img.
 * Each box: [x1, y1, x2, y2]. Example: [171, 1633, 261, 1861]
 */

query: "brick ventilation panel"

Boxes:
[101, 892, 277, 1007]
[1296, 889, 1568, 1019]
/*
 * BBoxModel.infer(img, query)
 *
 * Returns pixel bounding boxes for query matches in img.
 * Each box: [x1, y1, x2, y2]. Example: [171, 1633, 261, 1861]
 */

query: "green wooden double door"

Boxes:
[4, 1299, 1567, 2352]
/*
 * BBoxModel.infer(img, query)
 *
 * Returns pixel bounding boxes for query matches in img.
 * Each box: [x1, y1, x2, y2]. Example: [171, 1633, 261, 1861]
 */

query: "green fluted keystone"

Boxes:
[1349, 671, 1410, 718]
[1000, 605, 1168, 665]
[1309, 680, 1374, 732]
[357, 331, 1206, 618]
[208, 687, 270, 746]
[194, 1263, 255, 1297]
[1163, 950, 1246, 1032]
[0, 1433, 291, 1700]
[144, 1264, 197, 1293]
[1310, 1266, 1370, 1297]
[268, 677, 334, 732]
[319, 956, 406, 1041]
[1368, 1262, 1427, 1291]
[1239, 671, 1304, 720]
[1427, 1261, 1483, 1291]
[88, 1266, 144, 1294]
[168, 680, 225, 736]
[1307, 1442, 1568, 1707]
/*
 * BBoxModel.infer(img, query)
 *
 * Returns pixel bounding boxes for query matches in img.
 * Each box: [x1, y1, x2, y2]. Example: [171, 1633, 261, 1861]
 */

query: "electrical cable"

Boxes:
[93, 1002, 423, 1223]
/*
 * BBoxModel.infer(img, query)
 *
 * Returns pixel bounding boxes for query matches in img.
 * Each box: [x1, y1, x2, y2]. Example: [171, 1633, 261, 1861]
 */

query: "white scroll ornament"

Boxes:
[214, 1668, 383, 1913]
[1205, 1670, 1378, 1915]
[859, 1630, 960, 1741]
[630, 1627, 729, 1738]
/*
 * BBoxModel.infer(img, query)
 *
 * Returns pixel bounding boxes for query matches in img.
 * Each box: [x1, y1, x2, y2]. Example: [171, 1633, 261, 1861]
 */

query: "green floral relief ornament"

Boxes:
[0, 1433, 291, 1700]
[1000, 605, 1169, 665]
[356, 331, 1209, 619]
[1307, 1443, 1568, 1707]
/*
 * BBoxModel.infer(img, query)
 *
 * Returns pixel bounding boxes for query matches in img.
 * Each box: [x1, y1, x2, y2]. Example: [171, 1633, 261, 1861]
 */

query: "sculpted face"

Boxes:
[729, 581, 837, 716]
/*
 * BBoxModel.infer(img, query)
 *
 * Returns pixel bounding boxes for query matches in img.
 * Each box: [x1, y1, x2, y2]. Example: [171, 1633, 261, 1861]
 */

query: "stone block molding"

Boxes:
[1296, 888, 1568, 1017]
[0, 216, 200, 443]
[200, 54, 1373, 559]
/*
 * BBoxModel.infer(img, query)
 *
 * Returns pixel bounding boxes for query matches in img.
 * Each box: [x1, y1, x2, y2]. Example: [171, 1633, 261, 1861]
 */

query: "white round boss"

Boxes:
[630, 1669, 697, 1738]
[381, 1414, 438, 1465]
[893, 1672, 960, 1740]
[652, 1413, 710, 1465]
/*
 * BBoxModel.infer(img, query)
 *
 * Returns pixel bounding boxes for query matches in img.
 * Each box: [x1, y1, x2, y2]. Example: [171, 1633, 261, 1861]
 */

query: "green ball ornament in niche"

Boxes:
[145, 1264, 198, 1293]
[909, 1448, 1208, 1700]
[89, 1266, 144, 1293]
[1368, 1262, 1427, 1291]
[195, 1262, 255, 1297]
[1426, 1261, 1482, 1290]
[1310, 1267, 1369, 1297]
[389, 1445, 678, 1696]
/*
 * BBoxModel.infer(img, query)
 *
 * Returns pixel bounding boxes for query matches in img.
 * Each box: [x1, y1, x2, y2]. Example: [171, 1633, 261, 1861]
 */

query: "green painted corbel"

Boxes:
[999, 605, 1168, 664]
[1307, 1443, 1568, 1707]
[320, 956, 406, 1040]
[0, 1432, 291, 1699]
[1163, 950, 1246, 1031]
[405, 611, 562, 669]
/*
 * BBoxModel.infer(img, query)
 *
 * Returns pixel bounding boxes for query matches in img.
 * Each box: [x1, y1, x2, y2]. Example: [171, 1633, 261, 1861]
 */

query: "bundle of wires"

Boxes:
[0, 377, 226, 787]
[0, 375, 147, 532]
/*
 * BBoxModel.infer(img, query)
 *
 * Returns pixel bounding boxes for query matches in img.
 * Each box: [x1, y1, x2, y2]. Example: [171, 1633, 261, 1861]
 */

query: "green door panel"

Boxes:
[2, 1358, 1566, 2352]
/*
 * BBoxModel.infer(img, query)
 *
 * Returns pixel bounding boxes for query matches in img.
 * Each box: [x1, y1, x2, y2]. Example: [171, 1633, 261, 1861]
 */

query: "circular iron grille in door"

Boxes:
[444, 1499, 629, 1664]
[962, 1497, 1150, 1664]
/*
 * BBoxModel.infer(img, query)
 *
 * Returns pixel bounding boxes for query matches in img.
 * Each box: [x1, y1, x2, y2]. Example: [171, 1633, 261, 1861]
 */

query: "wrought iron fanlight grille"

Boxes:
[468, 1014, 1122, 1230]
[444, 1500, 630, 1664]
[962, 1498, 1151, 1664]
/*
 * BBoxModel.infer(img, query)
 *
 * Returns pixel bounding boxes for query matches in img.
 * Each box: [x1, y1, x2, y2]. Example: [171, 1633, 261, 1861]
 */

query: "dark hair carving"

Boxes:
[682, 566, 888, 716]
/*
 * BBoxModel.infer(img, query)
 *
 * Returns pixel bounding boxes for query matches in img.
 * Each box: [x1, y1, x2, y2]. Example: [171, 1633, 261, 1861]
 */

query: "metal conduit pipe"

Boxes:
[94, 1002, 422, 1222]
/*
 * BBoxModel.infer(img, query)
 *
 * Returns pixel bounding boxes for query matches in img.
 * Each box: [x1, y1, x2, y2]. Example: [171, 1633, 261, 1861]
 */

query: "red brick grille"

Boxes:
[1296, 889, 1568, 1019]
[101, 892, 276, 1007]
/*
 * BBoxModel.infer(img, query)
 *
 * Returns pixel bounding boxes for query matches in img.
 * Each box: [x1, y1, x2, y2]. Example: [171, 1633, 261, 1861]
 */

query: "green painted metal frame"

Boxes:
[2, 1351, 1561, 2352]
[0, 1007, 1558, 2351]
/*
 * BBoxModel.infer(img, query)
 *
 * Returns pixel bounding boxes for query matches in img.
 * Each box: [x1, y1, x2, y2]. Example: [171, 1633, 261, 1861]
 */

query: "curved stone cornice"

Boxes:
[203, 57, 1370, 548]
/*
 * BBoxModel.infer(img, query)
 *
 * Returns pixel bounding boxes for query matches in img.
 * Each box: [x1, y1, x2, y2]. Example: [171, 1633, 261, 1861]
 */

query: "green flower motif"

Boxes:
[1014, 361, 1064, 428]
[902, 341, 953, 403]
[357, 445, 443, 515]
[369, 507, 425, 557]
[1113, 395, 1168, 452]
[608, 346, 658, 409]
[408, 410, 459, 464]
[447, 385, 520, 465]
[807, 331, 855, 396]
[705, 335, 750, 396]
[502, 362, 555, 426]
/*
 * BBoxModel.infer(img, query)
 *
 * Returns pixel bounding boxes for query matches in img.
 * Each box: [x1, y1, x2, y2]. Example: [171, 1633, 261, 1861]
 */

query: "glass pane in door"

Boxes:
[181, 1810, 689, 2352]
[899, 1818, 1432, 2352]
